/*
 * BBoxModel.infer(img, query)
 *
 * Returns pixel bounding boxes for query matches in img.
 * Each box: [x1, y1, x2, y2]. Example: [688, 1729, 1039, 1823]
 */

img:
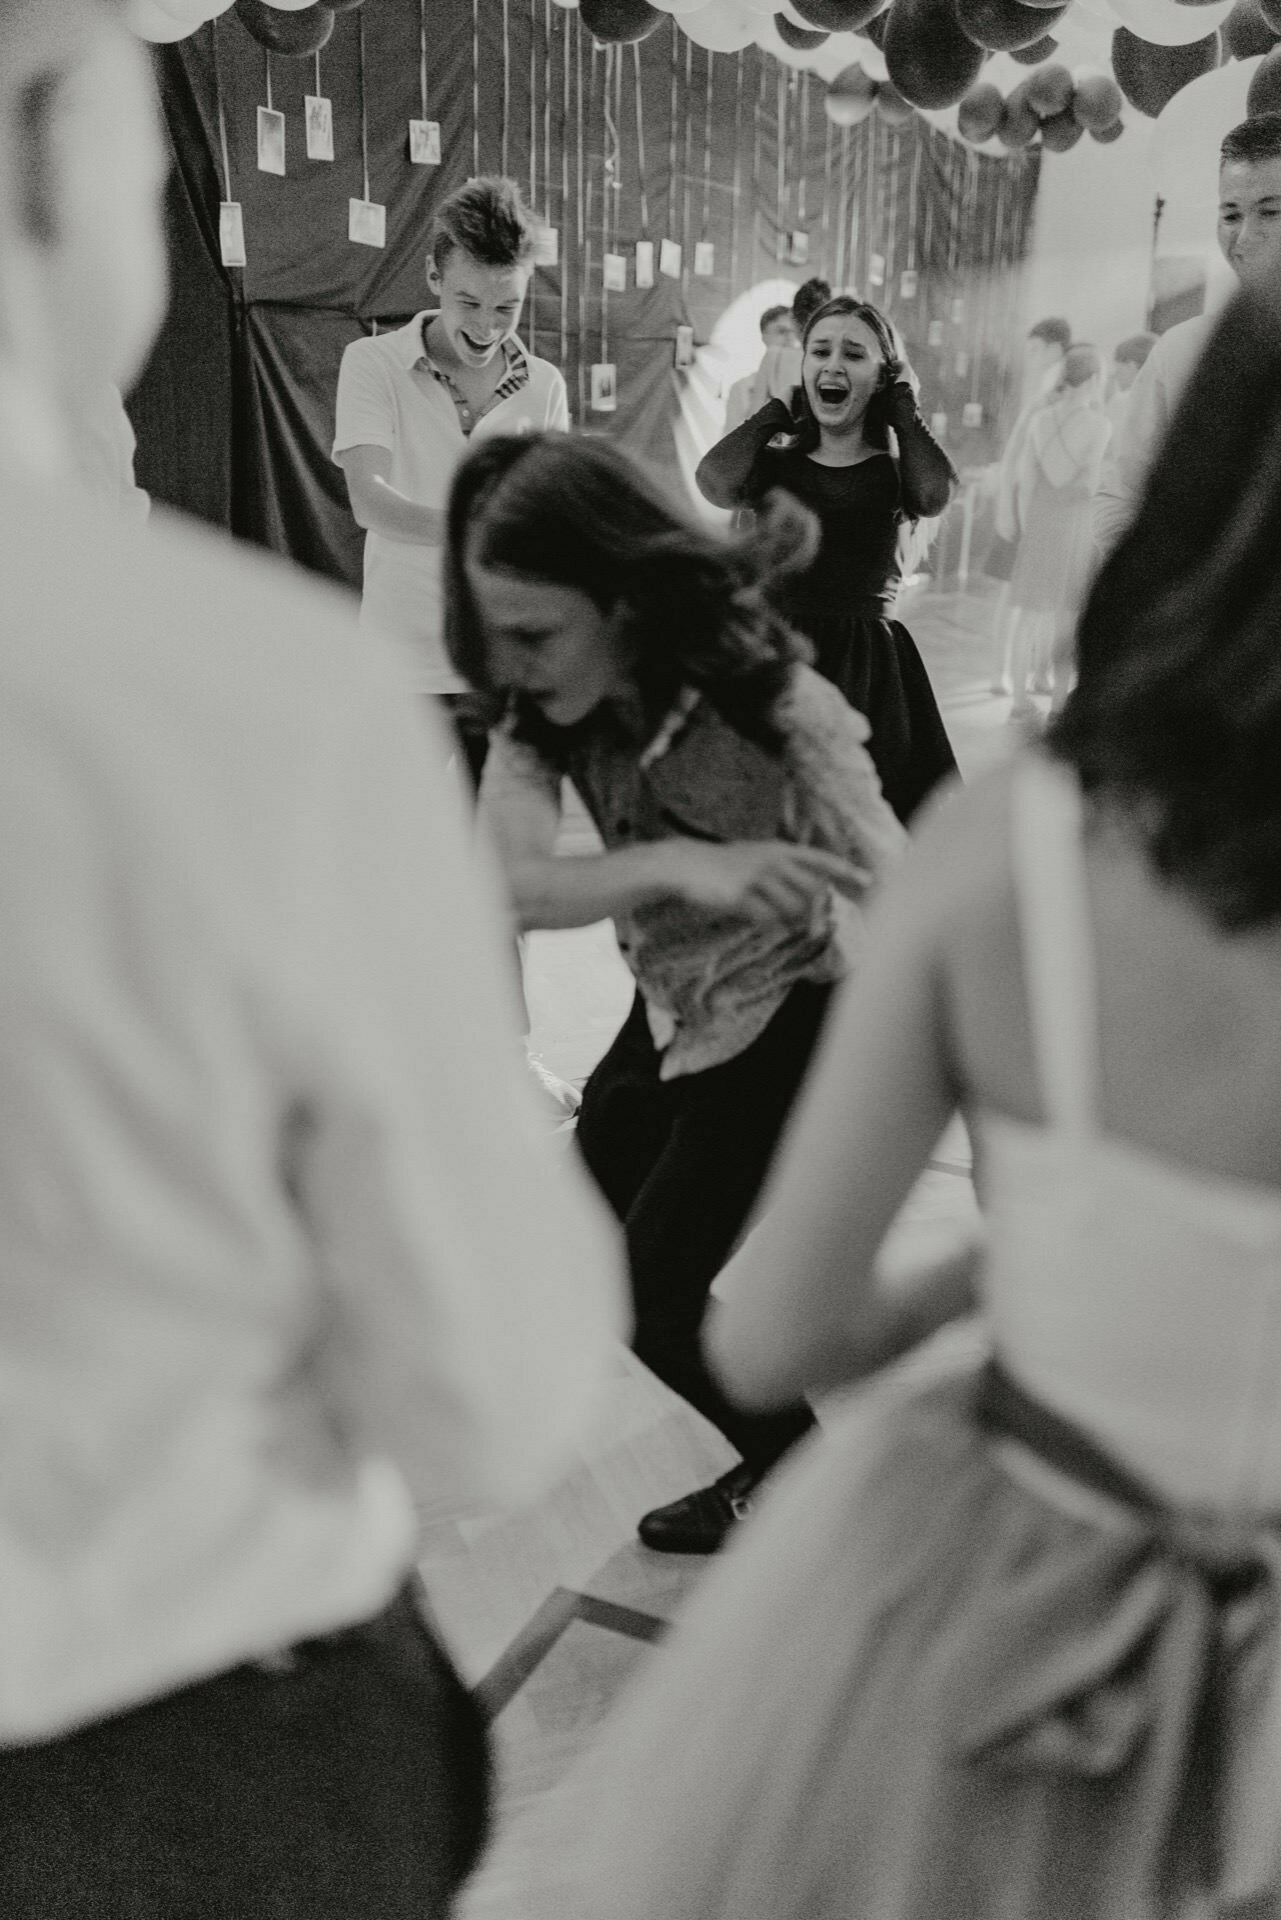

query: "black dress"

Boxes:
[696, 389, 959, 825]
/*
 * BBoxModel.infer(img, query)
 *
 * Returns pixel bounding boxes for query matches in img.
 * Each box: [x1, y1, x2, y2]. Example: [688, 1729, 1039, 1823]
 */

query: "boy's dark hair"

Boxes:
[759, 304, 793, 338]
[1220, 111, 1281, 167]
[1028, 315, 1072, 352]
[1050, 274, 1281, 930]
[1114, 331, 1156, 370]
[791, 278, 833, 329]
[429, 176, 536, 273]
[444, 433, 818, 755]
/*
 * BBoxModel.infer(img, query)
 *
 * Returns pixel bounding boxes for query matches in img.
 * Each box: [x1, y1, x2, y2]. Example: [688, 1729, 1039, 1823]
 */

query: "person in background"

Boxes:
[565, 271, 1281, 1920]
[1103, 331, 1156, 440]
[0, 7, 624, 1913]
[697, 295, 958, 826]
[723, 304, 798, 435]
[334, 175, 579, 1119]
[987, 315, 1071, 695]
[448, 432, 903, 1557]
[1095, 110, 1281, 553]
[1006, 344, 1110, 719]
[748, 276, 834, 415]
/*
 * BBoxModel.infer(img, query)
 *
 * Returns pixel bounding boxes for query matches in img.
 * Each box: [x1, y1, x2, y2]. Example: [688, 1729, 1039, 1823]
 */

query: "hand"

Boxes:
[664, 839, 870, 923]
[764, 346, 804, 407]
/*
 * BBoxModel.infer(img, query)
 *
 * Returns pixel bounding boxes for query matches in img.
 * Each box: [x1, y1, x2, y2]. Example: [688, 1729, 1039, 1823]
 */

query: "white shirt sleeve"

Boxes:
[546, 369, 571, 432]
[1093, 334, 1174, 556]
[333, 339, 396, 460]
[295, 665, 626, 1510]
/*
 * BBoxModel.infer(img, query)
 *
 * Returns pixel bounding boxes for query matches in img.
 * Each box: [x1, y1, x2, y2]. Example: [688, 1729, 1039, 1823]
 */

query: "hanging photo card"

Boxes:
[532, 226, 559, 267]
[868, 251, 886, 288]
[927, 318, 945, 347]
[930, 411, 949, 438]
[693, 241, 715, 277]
[590, 363, 618, 412]
[349, 198, 387, 249]
[962, 401, 983, 428]
[950, 296, 966, 323]
[788, 230, 809, 267]
[219, 202, 247, 269]
[899, 268, 918, 299]
[659, 238, 682, 279]
[409, 120, 441, 166]
[257, 106, 286, 177]
[635, 241, 655, 288]
[955, 350, 969, 379]
[603, 252, 627, 293]
[304, 95, 333, 162]
[674, 324, 695, 370]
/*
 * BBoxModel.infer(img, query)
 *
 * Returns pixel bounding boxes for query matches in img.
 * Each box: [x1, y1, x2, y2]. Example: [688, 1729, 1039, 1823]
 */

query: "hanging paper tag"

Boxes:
[955, 349, 970, 378]
[349, 198, 387, 248]
[659, 238, 682, 278]
[532, 226, 559, 267]
[930, 411, 949, 438]
[899, 268, 918, 299]
[219, 201, 247, 268]
[693, 240, 715, 277]
[927, 319, 944, 347]
[962, 401, 983, 428]
[788, 230, 809, 267]
[304, 95, 333, 162]
[950, 296, 965, 323]
[868, 251, 886, 288]
[635, 241, 655, 288]
[590, 363, 617, 412]
[603, 252, 627, 293]
[257, 106, 286, 177]
[409, 119, 441, 166]
[674, 324, 695, 370]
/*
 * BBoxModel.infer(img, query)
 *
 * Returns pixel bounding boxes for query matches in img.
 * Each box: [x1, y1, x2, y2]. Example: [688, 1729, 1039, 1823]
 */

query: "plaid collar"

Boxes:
[414, 313, 529, 433]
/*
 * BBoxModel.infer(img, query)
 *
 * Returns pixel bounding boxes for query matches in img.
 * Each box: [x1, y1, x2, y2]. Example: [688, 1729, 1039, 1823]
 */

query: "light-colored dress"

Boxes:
[1011, 403, 1109, 614]
[563, 753, 1281, 1920]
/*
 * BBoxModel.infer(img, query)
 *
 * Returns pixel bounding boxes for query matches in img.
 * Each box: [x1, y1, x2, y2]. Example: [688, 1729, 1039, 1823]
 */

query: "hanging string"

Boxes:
[833, 121, 848, 293]
[775, 64, 786, 263]
[753, 57, 766, 278]
[587, 40, 599, 360]
[418, 0, 428, 119]
[820, 99, 833, 277]
[700, 49, 714, 248]
[728, 50, 744, 295]
[796, 69, 809, 236]
[561, 6, 570, 374]
[601, 44, 613, 364]
[357, 11, 371, 203]
[314, 48, 322, 103]
[212, 18, 234, 205]
[667, 19, 680, 243]
[544, 0, 553, 217]
[528, 0, 538, 353]
[904, 129, 922, 273]
[885, 126, 901, 297]
[501, 0, 511, 179]
[265, 49, 273, 113]
[471, 0, 480, 173]
[633, 43, 650, 238]
[576, 11, 587, 415]
[681, 35, 694, 287]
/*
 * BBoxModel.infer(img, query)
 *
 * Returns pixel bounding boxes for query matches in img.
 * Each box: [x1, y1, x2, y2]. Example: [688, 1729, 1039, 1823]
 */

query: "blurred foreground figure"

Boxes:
[0, 6, 623, 1914]
[563, 278, 1281, 1920]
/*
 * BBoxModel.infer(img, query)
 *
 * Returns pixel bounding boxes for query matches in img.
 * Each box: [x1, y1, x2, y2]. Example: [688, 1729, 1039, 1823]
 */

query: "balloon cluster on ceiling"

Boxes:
[568, 0, 1281, 153]
[128, 0, 364, 55]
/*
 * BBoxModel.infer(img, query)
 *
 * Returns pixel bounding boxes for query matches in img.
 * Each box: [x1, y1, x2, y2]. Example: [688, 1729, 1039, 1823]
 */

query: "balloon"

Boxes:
[956, 0, 1065, 47]
[1107, 0, 1232, 44]
[1248, 39, 1281, 99]
[883, 0, 986, 103]
[1041, 101, 1086, 140]
[875, 77, 918, 117]
[998, 79, 1043, 136]
[1025, 58, 1075, 109]
[1222, 0, 1277, 53]
[777, 9, 831, 38]
[1072, 67, 1125, 121]
[580, 0, 665, 36]
[791, 0, 885, 28]
[149, 0, 228, 21]
[1011, 31, 1059, 55]
[235, 0, 334, 46]
[129, 0, 202, 34]
[255, 0, 316, 9]
[1148, 54, 1256, 205]
[1093, 114, 1126, 132]
[677, 0, 758, 42]
[825, 62, 881, 115]
[863, 6, 890, 38]
[957, 77, 1006, 132]
[1261, 0, 1281, 28]
[1111, 24, 1220, 114]
[327, 0, 366, 10]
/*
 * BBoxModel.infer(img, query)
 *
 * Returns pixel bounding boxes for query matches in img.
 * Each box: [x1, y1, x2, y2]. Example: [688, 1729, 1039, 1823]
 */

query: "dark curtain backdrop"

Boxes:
[130, 2, 1039, 589]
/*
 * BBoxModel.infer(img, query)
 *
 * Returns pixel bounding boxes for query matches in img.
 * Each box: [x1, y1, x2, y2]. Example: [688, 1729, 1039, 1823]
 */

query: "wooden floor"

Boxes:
[424, 578, 1021, 1918]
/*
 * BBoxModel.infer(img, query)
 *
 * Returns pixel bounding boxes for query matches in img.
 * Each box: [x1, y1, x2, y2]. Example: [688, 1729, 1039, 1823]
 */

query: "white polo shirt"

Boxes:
[333, 312, 570, 693]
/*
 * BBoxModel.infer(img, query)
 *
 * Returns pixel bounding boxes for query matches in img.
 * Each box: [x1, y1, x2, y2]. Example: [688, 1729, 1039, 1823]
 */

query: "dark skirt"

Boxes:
[806, 609, 959, 827]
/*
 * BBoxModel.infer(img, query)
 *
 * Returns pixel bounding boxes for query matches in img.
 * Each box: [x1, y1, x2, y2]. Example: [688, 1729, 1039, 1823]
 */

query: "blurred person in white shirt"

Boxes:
[723, 303, 798, 434]
[1095, 112, 1281, 554]
[987, 316, 1071, 695]
[0, 4, 624, 1913]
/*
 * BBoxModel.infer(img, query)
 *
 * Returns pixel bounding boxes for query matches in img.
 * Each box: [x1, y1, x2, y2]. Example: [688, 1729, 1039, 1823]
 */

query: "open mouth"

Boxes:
[814, 376, 850, 404]
[460, 330, 498, 356]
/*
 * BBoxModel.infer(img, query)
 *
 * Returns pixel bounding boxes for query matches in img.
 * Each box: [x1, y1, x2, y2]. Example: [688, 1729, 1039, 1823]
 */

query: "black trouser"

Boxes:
[0, 1585, 489, 1918]
[577, 985, 825, 1476]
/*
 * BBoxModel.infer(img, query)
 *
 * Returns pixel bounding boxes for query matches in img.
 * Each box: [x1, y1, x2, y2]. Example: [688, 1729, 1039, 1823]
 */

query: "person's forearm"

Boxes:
[696, 400, 791, 508]
[886, 388, 957, 519]
[505, 844, 679, 931]
[351, 476, 446, 545]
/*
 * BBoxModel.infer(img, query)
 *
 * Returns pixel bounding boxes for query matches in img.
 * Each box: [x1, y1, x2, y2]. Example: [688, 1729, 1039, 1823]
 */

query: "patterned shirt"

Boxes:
[482, 664, 906, 1079]
[421, 325, 530, 436]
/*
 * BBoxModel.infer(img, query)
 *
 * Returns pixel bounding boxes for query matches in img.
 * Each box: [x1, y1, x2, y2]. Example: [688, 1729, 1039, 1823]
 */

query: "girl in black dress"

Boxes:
[697, 296, 959, 826]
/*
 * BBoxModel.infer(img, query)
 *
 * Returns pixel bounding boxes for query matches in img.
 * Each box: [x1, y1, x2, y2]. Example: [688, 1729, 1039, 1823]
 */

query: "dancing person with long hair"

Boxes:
[563, 275, 1281, 1920]
[446, 432, 904, 1556]
[697, 295, 959, 826]
[1006, 343, 1110, 720]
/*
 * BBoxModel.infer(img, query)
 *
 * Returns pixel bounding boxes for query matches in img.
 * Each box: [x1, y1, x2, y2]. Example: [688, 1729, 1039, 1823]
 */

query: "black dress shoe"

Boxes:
[637, 1463, 758, 1555]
